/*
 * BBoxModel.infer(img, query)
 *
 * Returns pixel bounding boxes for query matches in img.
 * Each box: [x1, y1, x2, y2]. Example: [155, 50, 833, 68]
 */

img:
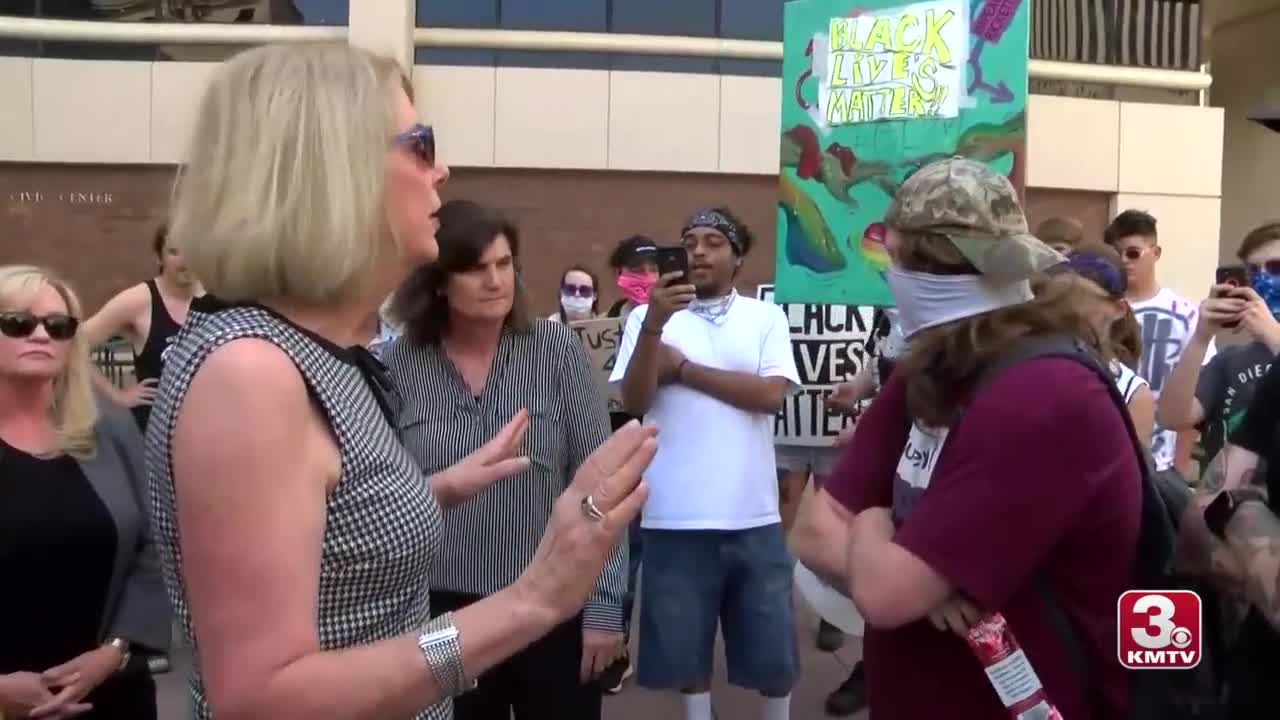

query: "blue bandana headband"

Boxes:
[1057, 251, 1127, 298]
[683, 210, 743, 255]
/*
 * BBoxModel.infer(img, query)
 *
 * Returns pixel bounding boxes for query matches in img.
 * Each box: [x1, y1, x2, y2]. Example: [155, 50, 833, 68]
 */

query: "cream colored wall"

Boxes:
[1029, 95, 1224, 300]
[1212, 7, 1280, 266]
[0, 57, 1224, 298]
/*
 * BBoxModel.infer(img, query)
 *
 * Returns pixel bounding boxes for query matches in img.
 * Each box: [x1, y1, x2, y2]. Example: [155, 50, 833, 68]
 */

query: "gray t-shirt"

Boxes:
[1195, 340, 1275, 470]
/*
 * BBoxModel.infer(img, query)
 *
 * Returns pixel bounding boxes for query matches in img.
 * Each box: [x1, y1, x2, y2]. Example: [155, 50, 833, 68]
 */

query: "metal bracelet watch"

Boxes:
[106, 638, 131, 671]
[417, 613, 475, 698]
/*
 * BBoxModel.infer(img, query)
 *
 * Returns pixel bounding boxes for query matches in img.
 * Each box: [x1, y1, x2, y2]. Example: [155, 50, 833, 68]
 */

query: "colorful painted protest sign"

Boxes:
[777, 0, 1029, 305]
[757, 284, 875, 446]
[569, 317, 625, 413]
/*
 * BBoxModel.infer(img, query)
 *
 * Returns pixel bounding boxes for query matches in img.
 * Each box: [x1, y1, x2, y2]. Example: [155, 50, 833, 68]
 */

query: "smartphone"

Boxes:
[655, 246, 690, 282]
[1215, 265, 1248, 329]
[1215, 265, 1248, 293]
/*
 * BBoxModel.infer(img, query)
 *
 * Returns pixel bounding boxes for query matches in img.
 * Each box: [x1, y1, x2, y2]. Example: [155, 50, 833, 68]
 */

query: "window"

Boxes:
[413, 0, 788, 75]
[609, 0, 716, 73]
[718, 0, 783, 76]
[1, 1, 349, 61]
[415, 0, 499, 66]
[497, 0, 608, 70]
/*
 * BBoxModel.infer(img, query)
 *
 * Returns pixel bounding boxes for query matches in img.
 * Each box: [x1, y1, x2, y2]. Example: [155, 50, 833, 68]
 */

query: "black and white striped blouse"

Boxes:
[384, 319, 626, 632]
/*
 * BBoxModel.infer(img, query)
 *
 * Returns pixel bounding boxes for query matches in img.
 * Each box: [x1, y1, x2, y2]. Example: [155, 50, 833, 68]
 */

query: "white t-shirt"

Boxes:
[1111, 361, 1148, 405]
[609, 296, 801, 530]
[1129, 287, 1217, 471]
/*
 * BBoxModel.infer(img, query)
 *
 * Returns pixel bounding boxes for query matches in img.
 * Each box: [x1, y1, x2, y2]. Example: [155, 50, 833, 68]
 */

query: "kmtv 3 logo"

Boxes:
[1117, 590, 1202, 669]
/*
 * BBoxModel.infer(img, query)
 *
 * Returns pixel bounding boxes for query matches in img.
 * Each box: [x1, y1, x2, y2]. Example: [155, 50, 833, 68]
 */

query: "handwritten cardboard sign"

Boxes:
[569, 316, 625, 413]
[758, 284, 875, 447]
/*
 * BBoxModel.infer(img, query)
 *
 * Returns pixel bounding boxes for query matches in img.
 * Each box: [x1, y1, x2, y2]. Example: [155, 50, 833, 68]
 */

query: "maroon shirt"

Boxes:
[827, 358, 1141, 720]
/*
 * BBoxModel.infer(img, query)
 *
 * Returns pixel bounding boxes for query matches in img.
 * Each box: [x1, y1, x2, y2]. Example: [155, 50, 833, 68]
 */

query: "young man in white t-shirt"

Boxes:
[610, 208, 801, 720]
[1105, 209, 1215, 475]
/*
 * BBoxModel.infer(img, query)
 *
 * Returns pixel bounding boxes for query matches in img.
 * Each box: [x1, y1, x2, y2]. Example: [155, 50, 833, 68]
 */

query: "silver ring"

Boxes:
[580, 494, 606, 522]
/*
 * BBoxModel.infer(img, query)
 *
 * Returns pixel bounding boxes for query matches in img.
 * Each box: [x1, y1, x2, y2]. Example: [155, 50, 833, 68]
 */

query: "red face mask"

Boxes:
[617, 271, 656, 305]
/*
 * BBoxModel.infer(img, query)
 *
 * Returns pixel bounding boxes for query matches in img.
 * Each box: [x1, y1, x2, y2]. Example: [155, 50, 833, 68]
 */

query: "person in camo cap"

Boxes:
[885, 156, 1064, 286]
[799, 157, 1143, 719]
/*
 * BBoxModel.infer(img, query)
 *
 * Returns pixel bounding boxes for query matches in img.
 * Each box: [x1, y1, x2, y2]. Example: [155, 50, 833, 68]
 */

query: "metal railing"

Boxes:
[92, 337, 135, 389]
[0, 15, 1212, 92]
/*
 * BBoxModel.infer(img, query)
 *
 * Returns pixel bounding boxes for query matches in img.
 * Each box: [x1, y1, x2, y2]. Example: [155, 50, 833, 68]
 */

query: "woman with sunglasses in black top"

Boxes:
[0, 265, 169, 720]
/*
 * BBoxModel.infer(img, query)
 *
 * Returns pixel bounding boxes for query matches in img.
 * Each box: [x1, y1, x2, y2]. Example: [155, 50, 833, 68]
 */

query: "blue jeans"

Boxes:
[635, 523, 799, 695]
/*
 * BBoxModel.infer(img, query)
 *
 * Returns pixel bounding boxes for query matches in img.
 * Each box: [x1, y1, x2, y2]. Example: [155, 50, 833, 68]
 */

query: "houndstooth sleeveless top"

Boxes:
[145, 299, 450, 720]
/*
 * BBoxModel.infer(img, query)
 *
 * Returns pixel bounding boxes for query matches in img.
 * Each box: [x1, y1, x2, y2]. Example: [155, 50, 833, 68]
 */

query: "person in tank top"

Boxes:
[147, 43, 654, 720]
[82, 224, 203, 431]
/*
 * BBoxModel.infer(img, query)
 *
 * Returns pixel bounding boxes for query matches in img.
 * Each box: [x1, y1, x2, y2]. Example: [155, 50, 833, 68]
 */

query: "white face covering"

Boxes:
[884, 267, 1034, 339]
[561, 294, 594, 320]
[879, 307, 908, 359]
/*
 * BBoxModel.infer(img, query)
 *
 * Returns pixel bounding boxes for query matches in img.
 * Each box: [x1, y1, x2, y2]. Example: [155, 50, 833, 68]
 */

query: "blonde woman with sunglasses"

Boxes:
[0, 265, 169, 720]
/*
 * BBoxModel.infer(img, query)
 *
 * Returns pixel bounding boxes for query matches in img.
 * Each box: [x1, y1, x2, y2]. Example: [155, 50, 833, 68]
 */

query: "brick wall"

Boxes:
[1, 162, 1112, 315]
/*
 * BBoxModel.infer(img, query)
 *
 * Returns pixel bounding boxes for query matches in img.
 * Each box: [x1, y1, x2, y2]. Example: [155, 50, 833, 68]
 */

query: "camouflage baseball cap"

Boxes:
[885, 157, 1064, 282]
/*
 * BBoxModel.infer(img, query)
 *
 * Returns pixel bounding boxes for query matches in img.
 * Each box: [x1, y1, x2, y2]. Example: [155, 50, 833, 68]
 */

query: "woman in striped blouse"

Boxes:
[385, 200, 626, 720]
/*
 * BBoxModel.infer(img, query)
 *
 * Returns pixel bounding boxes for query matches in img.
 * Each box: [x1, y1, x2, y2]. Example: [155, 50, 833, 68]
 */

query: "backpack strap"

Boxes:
[972, 334, 1165, 717]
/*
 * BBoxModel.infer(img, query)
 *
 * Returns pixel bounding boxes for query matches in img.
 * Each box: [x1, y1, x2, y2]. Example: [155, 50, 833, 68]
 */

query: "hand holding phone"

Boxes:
[655, 247, 690, 282]
[1214, 266, 1248, 296]
[647, 247, 695, 327]
[1208, 265, 1249, 330]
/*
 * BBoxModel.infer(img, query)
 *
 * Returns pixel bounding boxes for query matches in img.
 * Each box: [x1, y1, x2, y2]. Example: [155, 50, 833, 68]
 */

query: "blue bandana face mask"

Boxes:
[1251, 269, 1280, 318]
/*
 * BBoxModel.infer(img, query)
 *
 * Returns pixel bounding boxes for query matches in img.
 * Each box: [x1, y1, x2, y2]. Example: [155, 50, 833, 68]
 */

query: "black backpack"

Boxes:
[972, 334, 1224, 719]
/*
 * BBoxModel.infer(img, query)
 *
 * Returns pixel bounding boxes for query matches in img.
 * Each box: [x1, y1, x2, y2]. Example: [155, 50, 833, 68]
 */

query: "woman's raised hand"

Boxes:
[516, 421, 656, 621]
[431, 410, 531, 508]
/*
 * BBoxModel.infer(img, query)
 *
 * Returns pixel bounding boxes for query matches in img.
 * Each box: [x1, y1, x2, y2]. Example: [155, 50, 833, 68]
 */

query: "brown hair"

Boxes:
[1035, 216, 1083, 251]
[391, 199, 532, 345]
[152, 223, 169, 256]
[1066, 241, 1142, 369]
[1238, 222, 1280, 262]
[894, 231, 1098, 427]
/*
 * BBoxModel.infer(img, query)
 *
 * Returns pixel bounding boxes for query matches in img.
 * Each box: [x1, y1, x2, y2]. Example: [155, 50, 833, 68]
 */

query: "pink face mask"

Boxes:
[617, 271, 656, 306]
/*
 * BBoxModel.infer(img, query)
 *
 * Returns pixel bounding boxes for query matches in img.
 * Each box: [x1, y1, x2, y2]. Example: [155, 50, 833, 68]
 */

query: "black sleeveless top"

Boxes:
[131, 280, 183, 430]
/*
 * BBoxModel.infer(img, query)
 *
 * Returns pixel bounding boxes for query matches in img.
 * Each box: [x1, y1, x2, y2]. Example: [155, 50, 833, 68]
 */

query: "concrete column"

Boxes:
[347, 0, 416, 74]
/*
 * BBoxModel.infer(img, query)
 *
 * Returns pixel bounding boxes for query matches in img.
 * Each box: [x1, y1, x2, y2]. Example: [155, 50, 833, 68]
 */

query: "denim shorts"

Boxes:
[775, 444, 841, 477]
[636, 523, 799, 695]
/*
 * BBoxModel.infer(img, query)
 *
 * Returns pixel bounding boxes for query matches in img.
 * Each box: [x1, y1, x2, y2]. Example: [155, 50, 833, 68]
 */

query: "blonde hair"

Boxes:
[169, 43, 412, 305]
[0, 266, 99, 459]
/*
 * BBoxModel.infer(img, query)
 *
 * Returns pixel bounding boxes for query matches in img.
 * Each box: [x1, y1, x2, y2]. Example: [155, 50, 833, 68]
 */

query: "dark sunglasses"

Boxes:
[1120, 246, 1150, 261]
[0, 311, 79, 341]
[1247, 260, 1280, 277]
[561, 283, 595, 299]
[393, 124, 436, 166]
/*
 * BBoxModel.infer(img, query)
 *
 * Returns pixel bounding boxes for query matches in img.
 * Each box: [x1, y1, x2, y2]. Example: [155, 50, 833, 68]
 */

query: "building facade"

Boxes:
[0, 1, 1236, 314]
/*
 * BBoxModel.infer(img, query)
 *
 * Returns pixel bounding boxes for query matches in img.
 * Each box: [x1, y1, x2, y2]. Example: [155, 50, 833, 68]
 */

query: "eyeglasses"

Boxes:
[561, 283, 595, 299]
[1247, 260, 1280, 277]
[393, 124, 436, 166]
[1120, 246, 1151, 261]
[0, 311, 79, 341]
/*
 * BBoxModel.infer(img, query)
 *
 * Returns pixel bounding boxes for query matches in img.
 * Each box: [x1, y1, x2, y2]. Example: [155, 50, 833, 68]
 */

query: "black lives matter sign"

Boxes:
[757, 285, 874, 447]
